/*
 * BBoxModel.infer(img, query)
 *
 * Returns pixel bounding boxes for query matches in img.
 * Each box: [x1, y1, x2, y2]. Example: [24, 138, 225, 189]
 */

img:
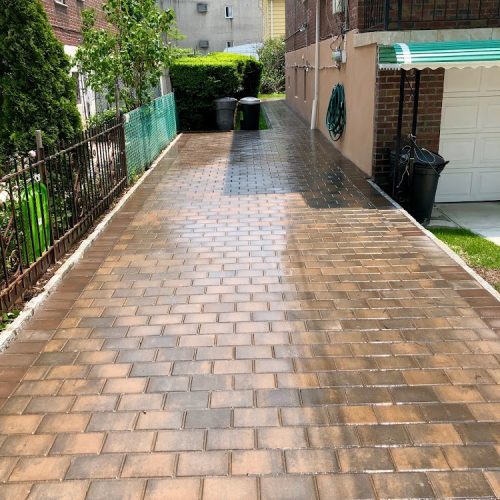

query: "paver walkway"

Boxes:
[0, 101, 499, 499]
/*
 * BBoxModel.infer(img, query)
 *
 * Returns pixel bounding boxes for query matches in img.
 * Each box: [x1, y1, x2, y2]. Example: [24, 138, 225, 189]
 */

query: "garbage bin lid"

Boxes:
[214, 97, 238, 103]
[413, 148, 446, 168]
[239, 97, 261, 104]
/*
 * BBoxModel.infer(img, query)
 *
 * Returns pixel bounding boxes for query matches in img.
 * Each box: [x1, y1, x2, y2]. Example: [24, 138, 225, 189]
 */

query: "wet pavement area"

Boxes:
[0, 101, 498, 499]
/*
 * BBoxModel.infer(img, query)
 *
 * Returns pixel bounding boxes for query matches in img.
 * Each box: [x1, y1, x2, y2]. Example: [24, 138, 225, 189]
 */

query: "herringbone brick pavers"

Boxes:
[0, 101, 498, 498]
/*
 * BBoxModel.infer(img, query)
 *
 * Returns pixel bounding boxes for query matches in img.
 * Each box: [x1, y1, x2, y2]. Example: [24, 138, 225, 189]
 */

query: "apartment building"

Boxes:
[158, 0, 263, 52]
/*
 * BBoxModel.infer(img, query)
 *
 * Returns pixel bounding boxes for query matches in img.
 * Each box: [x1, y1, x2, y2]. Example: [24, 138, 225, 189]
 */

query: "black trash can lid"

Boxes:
[413, 147, 446, 168]
[239, 97, 261, 105]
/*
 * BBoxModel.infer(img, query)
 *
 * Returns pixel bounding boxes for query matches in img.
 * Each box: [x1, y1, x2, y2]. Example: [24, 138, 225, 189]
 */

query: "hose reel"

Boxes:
[326, 83, 346, 142]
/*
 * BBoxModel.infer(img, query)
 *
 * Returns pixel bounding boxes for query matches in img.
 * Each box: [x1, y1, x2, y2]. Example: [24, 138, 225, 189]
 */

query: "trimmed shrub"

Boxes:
[170, 53, 262, 130]
[0, 0, 81, 161]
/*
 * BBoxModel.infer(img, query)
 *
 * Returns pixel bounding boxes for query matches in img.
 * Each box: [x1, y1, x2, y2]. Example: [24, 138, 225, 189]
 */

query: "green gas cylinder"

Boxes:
[20, 182, 50, 262]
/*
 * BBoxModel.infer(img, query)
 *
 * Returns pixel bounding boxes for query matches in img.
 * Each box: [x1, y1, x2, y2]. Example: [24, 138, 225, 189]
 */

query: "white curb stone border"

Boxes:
[0, 134, 183, 351]
[368, 179, 500, 303]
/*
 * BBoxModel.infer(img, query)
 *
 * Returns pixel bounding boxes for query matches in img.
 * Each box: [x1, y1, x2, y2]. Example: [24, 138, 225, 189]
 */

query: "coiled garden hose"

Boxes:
[326, 84, 346, 142]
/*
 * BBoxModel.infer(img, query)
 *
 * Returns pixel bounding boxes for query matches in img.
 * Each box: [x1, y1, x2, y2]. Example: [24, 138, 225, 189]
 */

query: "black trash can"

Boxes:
[239, 97, 261, 130]
[215, 97, 238, 131]
[410, 148, 448, 226]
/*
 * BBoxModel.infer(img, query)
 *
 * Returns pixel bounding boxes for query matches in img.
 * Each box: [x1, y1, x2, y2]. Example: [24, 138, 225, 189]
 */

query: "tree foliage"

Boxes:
[258, 37, 286, 94]
[76, 0, 181, 111]
[0, 0, 81, 160]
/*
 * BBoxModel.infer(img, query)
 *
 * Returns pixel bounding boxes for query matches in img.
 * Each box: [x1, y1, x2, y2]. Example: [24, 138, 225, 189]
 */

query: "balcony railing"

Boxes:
[364, 0, 500, 32]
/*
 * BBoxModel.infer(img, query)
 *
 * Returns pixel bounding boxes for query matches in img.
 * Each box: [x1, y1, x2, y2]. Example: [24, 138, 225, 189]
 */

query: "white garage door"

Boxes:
[436, 67, 500, 202]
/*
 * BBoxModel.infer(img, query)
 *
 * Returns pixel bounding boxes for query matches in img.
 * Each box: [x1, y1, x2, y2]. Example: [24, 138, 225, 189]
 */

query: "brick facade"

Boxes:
[372, 69, 445, 187]
[285, 0, 356, 52]
[285, 0, 500, 49]
[40, 0, 107, 47]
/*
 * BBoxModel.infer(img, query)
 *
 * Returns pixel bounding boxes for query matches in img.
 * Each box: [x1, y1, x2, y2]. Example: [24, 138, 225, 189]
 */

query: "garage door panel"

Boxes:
[482, 67, 500, 92]
[439, 136, 475, 162]
[478, 136, 500, 162]
[441, 103, 479, 130]
[438, 67, 500, 202]
[445, 68, 481, 92]
[480, 101, 500, 128]
[477, 171, 500, 196]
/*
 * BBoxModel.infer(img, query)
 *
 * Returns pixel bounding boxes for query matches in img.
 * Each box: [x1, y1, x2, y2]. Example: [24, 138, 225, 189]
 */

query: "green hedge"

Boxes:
[170, 53, 262, 131]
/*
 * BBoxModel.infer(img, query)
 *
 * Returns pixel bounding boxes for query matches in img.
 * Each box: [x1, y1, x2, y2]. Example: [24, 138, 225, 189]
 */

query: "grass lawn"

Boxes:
[258, 93, 285, 100]
[429, 227, 500, 291]
[235, 108, 268, 130]
[259, 109, 268, 130]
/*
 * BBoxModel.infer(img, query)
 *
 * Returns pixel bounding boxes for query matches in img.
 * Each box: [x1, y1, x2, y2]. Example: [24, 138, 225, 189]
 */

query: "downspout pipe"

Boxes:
[310, 0, 320, 130]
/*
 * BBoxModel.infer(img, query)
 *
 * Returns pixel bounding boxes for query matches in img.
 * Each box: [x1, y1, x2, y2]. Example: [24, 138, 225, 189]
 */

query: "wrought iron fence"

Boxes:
[363, 0, 390, 31]
[364, 0, 500, 31]
[0, 116, 127, 311]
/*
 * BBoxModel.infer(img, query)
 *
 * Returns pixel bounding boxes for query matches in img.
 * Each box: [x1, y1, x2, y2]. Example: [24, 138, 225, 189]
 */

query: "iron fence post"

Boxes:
[383, 0, 390, 29]
[35, 130, 55, 249]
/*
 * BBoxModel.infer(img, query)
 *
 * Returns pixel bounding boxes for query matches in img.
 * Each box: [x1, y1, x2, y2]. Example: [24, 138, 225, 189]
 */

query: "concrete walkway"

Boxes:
[0, 101, 499, 499]
[433, 202, 500, 246]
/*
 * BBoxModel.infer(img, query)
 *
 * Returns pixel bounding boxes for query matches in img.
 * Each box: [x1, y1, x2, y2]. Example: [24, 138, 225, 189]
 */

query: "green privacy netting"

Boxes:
[124, 93, 177, 179]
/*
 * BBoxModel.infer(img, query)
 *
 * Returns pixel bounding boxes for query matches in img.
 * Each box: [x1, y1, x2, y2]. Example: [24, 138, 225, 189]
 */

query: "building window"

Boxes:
[225, 6, 234, 19]
[199, 40, 210, 49]
[226, 41, 233, 48]
[54, 0, 67, 6]
[197, 3, 208, 13]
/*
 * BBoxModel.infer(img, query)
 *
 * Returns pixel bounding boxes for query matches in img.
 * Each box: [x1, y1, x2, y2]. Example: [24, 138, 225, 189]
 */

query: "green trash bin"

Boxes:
[239, 97, 261, 130]
[20, 181, 51, 262]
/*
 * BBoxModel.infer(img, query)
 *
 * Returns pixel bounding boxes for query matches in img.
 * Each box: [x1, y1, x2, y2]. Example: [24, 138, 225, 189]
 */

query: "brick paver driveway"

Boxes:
[0, 101, 499, 499]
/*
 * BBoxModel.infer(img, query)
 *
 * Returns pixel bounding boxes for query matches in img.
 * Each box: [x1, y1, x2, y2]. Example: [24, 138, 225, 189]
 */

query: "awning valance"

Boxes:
[378, 40, 500, 70]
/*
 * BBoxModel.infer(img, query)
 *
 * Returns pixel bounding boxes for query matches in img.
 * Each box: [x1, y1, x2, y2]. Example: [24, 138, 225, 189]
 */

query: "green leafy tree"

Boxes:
[0, 0, 81, 160]
[258, 37, 285, 94]
[76, 0, 181, 111]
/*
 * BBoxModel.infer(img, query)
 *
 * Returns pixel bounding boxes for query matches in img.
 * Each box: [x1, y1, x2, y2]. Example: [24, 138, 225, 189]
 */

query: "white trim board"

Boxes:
[354, 27, 500, 48]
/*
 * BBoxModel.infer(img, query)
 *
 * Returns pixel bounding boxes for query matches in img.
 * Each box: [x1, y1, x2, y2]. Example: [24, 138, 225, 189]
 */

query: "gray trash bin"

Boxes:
[214, 97, 238, 131]
[239, 97, 261, 130]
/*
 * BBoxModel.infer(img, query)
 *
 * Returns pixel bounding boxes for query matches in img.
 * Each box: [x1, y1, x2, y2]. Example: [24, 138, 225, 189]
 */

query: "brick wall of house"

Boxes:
[40, 0, 107, 47]
[285, 0, 500, 46]
[372, 69, 445, 188]
[285, 0, 361, 52]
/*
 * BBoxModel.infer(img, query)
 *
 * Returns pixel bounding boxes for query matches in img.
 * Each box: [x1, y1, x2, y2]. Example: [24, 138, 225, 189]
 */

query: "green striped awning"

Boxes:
[378, 40, 500, 70]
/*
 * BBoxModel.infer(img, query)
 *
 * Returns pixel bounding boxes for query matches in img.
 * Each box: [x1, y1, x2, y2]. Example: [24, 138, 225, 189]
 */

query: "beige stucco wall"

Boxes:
[285, 32, 377, 175]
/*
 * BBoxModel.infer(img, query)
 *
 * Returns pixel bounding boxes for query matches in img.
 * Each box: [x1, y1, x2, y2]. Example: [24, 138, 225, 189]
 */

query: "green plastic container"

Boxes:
[20, 182, 50, 262]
